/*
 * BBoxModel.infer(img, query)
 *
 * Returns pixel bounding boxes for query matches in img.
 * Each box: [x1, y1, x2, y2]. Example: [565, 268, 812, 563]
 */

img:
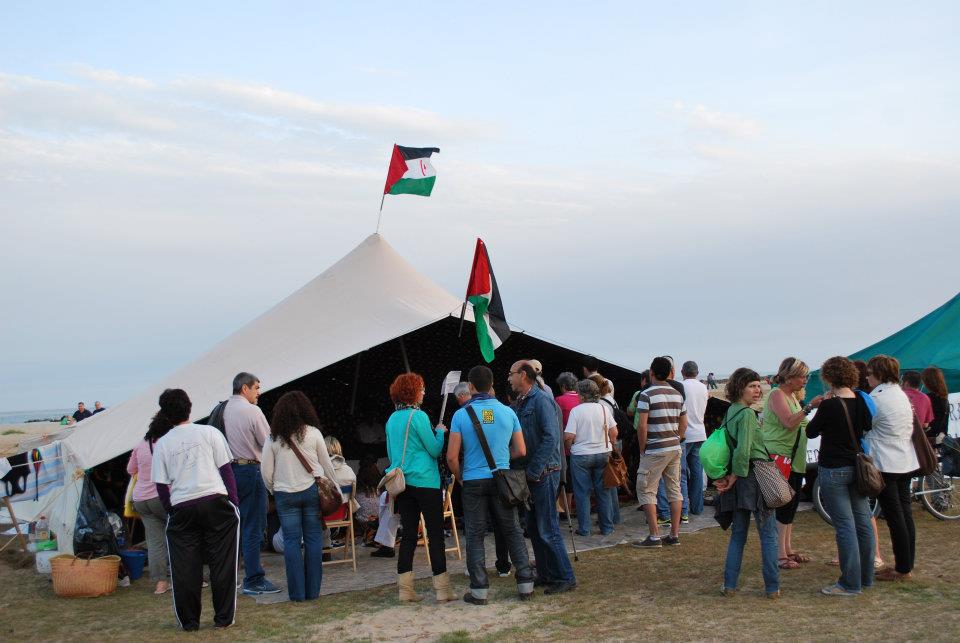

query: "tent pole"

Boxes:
[376, 194, 385, 234]
[399, 337, 411, 373]
[349, 352, 362, 415]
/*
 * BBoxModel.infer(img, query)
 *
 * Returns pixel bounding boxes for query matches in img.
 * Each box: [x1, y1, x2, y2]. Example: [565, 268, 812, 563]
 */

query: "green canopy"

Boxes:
[807, 291, 960, 398]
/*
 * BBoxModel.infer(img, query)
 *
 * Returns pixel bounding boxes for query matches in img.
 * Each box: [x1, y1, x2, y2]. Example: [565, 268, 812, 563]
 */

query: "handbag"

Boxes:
[753, 459, 795, 508]
[599, 404, 627, 489]
[288, 438, 343, 515]
[838, 396, 885, 498]
[465, 406, 531, 509]
[911, 410, 938, 476]
[377, 410, 414, 498]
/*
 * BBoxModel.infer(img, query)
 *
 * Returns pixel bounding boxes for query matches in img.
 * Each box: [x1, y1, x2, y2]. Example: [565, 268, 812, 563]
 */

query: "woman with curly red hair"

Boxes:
[386, 372, 452, 602]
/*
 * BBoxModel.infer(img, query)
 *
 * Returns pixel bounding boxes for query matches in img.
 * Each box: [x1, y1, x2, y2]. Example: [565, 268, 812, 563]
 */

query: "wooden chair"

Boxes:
[322, 484, 357, 572]
[419, 480, 462, 565]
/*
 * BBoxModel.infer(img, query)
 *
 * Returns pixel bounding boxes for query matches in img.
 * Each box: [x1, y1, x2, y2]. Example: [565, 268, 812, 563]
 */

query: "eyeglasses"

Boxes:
[508, 371, 521, 376]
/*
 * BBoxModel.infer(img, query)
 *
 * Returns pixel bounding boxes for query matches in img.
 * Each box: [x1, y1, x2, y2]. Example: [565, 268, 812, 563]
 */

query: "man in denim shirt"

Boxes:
[509, 360, 577, 594]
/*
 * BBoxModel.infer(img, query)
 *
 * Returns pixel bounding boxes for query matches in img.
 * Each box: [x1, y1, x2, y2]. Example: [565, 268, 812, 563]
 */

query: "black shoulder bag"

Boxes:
[465, 405, 531, 509]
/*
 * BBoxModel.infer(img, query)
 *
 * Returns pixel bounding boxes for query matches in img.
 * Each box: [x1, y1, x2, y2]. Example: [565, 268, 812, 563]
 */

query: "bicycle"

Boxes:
[813, 460, 960, 524]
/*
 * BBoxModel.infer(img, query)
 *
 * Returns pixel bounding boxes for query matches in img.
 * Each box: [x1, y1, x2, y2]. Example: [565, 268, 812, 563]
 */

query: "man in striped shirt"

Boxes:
[632, 356, 687, 549]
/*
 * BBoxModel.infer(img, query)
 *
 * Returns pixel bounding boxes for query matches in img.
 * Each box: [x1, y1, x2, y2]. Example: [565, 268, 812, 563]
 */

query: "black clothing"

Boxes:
[927, 394, 950, 441]
[73, 409, 93, 422]
[166, 496, 239, 630]
[775, 471, 804, 525]
[876, 472, 915, 574]
[395, 484, 446, 575]
[92, 407, 105, 415]
[666, 379, 686, 401]
[806, 396, 871, 468]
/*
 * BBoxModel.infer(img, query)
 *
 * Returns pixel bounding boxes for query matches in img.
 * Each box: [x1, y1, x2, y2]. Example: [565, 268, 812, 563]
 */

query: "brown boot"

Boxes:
[398, 571, 422, 602]
[433, 571, 455, 602]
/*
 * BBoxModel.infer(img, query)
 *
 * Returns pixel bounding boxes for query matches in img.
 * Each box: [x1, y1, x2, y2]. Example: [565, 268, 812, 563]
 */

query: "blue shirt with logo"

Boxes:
[451, 395, 522, 481]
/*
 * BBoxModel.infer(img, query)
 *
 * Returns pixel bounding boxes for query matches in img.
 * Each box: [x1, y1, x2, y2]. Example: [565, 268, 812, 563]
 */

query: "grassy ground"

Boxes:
[2, 509, 958, 642]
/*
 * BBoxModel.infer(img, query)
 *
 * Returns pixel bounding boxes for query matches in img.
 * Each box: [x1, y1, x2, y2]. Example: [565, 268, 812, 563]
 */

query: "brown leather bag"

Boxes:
[911, 411, 938, 476]
[600, 404, 628, 489]
[288, 438, 343, 515]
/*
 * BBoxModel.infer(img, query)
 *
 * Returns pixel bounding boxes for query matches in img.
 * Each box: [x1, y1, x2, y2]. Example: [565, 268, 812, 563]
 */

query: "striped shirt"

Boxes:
[635, 384, 685, 454]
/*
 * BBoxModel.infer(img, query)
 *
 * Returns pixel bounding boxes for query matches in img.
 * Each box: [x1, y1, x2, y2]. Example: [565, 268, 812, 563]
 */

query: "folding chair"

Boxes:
[419, 480, 462, 565]
[322, 484, 357, 572]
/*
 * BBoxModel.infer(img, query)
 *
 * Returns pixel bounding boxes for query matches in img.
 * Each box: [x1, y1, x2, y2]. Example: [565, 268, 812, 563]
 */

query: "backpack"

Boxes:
[700, 407, 750, 480]
[208, 400, 228, 435]
[600, 398, 634, 438]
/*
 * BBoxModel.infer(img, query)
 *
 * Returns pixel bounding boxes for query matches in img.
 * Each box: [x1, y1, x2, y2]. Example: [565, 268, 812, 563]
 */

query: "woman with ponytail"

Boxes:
[150, 389, 241, 631]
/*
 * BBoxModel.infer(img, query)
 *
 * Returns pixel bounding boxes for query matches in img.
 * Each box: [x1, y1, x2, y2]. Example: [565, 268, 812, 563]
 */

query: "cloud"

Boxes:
[674, 101, 761, 138]
[68, 63, 155, 89]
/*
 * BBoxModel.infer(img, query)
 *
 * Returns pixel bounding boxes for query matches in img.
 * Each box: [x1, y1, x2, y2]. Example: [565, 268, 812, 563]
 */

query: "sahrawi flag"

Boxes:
[464, 238, 510, 363]
[383, 145, 440, 197]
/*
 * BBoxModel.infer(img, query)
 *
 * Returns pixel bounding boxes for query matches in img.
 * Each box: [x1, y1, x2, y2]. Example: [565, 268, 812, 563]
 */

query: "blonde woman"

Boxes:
[324, 436, 359, 514]
[762, 358, 822, 569]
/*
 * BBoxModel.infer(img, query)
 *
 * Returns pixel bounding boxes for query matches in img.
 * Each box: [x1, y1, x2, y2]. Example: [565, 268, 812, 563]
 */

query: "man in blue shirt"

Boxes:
[448, 365, 534, 604]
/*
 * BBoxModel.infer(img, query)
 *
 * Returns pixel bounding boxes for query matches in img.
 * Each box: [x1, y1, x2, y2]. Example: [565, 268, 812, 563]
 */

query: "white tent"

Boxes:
[20, 234, 641, 552]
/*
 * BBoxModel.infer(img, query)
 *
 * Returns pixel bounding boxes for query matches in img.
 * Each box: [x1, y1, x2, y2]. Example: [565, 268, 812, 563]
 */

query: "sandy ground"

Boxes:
[0, 422, 69, 456]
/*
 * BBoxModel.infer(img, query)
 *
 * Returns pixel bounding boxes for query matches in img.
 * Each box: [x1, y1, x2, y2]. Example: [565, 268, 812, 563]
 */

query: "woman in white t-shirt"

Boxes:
[563, 379, 618, 537]
[260, 391, 340, 602]
[149, 388, 240, 632]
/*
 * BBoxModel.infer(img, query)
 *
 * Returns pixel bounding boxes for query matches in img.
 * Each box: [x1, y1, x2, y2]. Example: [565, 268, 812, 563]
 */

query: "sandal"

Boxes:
[778, 557, 801, 570]
[826, 557, 840, 566]
[787, 552, 811, 564]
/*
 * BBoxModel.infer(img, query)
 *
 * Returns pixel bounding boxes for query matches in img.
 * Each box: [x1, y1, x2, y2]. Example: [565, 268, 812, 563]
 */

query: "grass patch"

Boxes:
[1, 510, 959, 641]
[1, 429, 25, 435]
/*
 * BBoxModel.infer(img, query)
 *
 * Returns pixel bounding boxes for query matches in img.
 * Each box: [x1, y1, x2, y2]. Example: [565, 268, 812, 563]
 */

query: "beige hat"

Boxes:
[527, 359, 543, 374]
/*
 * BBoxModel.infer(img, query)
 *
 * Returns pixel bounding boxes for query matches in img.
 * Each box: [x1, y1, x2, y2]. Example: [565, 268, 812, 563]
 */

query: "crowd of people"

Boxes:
[129, 354, 951, 630]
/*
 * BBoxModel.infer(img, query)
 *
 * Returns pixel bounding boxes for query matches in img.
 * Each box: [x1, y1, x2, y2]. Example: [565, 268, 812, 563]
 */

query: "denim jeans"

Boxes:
[819, 465, 875, 591]
[232, 463, 267, 587]
[657, 442, 703, 517]
[275, 486, 324, 601]
[461, 479, 534, 599]
[527, 470, 576, 584]
[723, 508, 780, 594]
[685, 442, 704, 515]
[570, 452, 613, 536]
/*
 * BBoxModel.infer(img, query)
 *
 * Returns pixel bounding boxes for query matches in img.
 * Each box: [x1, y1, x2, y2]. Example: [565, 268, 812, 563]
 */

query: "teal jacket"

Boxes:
[385, 408, 444, 489]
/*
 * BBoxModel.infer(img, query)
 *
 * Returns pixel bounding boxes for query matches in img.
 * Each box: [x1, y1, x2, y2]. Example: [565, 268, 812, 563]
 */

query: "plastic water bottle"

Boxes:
[36, 515, 49, 542]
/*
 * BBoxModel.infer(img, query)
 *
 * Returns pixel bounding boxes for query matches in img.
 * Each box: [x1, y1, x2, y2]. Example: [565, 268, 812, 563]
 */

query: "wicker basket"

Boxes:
[50, 554, 121, 598]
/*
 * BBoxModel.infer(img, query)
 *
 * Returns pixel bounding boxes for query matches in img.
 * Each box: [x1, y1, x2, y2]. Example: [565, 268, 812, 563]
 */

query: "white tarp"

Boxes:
[60, 233, 467, 470]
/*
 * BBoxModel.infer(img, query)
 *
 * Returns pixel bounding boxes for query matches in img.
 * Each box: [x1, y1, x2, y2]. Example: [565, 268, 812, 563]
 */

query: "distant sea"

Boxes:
[0, 408, 74, 424]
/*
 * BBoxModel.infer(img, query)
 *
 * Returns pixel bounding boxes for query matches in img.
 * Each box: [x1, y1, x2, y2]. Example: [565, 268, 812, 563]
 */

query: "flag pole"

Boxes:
[376, 193, 386, 234]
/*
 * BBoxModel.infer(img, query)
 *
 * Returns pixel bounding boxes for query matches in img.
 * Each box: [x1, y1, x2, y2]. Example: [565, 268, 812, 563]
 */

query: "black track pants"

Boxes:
[166, 495, 240, 630]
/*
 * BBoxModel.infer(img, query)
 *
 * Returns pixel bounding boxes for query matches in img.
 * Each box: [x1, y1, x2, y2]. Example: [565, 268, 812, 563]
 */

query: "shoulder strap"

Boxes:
[836, 397, 862, 454]
[288, 436, 317, 478]
[600, 403, 610, 450]
[398, 410, 414, 468]
[465, 405, 497, 472]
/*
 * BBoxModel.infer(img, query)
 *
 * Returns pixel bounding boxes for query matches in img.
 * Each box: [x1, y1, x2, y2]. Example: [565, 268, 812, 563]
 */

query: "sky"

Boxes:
[1, 2, 958, 411]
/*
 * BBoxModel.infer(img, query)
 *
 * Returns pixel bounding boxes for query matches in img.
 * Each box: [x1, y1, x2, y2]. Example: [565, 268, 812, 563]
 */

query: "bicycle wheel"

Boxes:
[920, 470, 960, 520]
[813, 477, 832, 526]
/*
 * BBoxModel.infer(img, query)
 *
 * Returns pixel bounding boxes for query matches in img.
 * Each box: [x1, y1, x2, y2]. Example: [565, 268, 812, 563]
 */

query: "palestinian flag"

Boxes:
[383, 145, 440, 196]
[465, 238, 510, 362]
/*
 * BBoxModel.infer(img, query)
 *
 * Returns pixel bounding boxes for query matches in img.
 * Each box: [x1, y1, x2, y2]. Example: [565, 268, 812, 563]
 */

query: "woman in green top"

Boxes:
[385, 372, 452, 603]
[716, 368, 780, 598]
[762, 358, 822, 569]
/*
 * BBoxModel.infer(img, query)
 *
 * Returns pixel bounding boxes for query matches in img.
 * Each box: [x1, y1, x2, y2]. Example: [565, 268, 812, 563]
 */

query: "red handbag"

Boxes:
[772, 427, 803, 480]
